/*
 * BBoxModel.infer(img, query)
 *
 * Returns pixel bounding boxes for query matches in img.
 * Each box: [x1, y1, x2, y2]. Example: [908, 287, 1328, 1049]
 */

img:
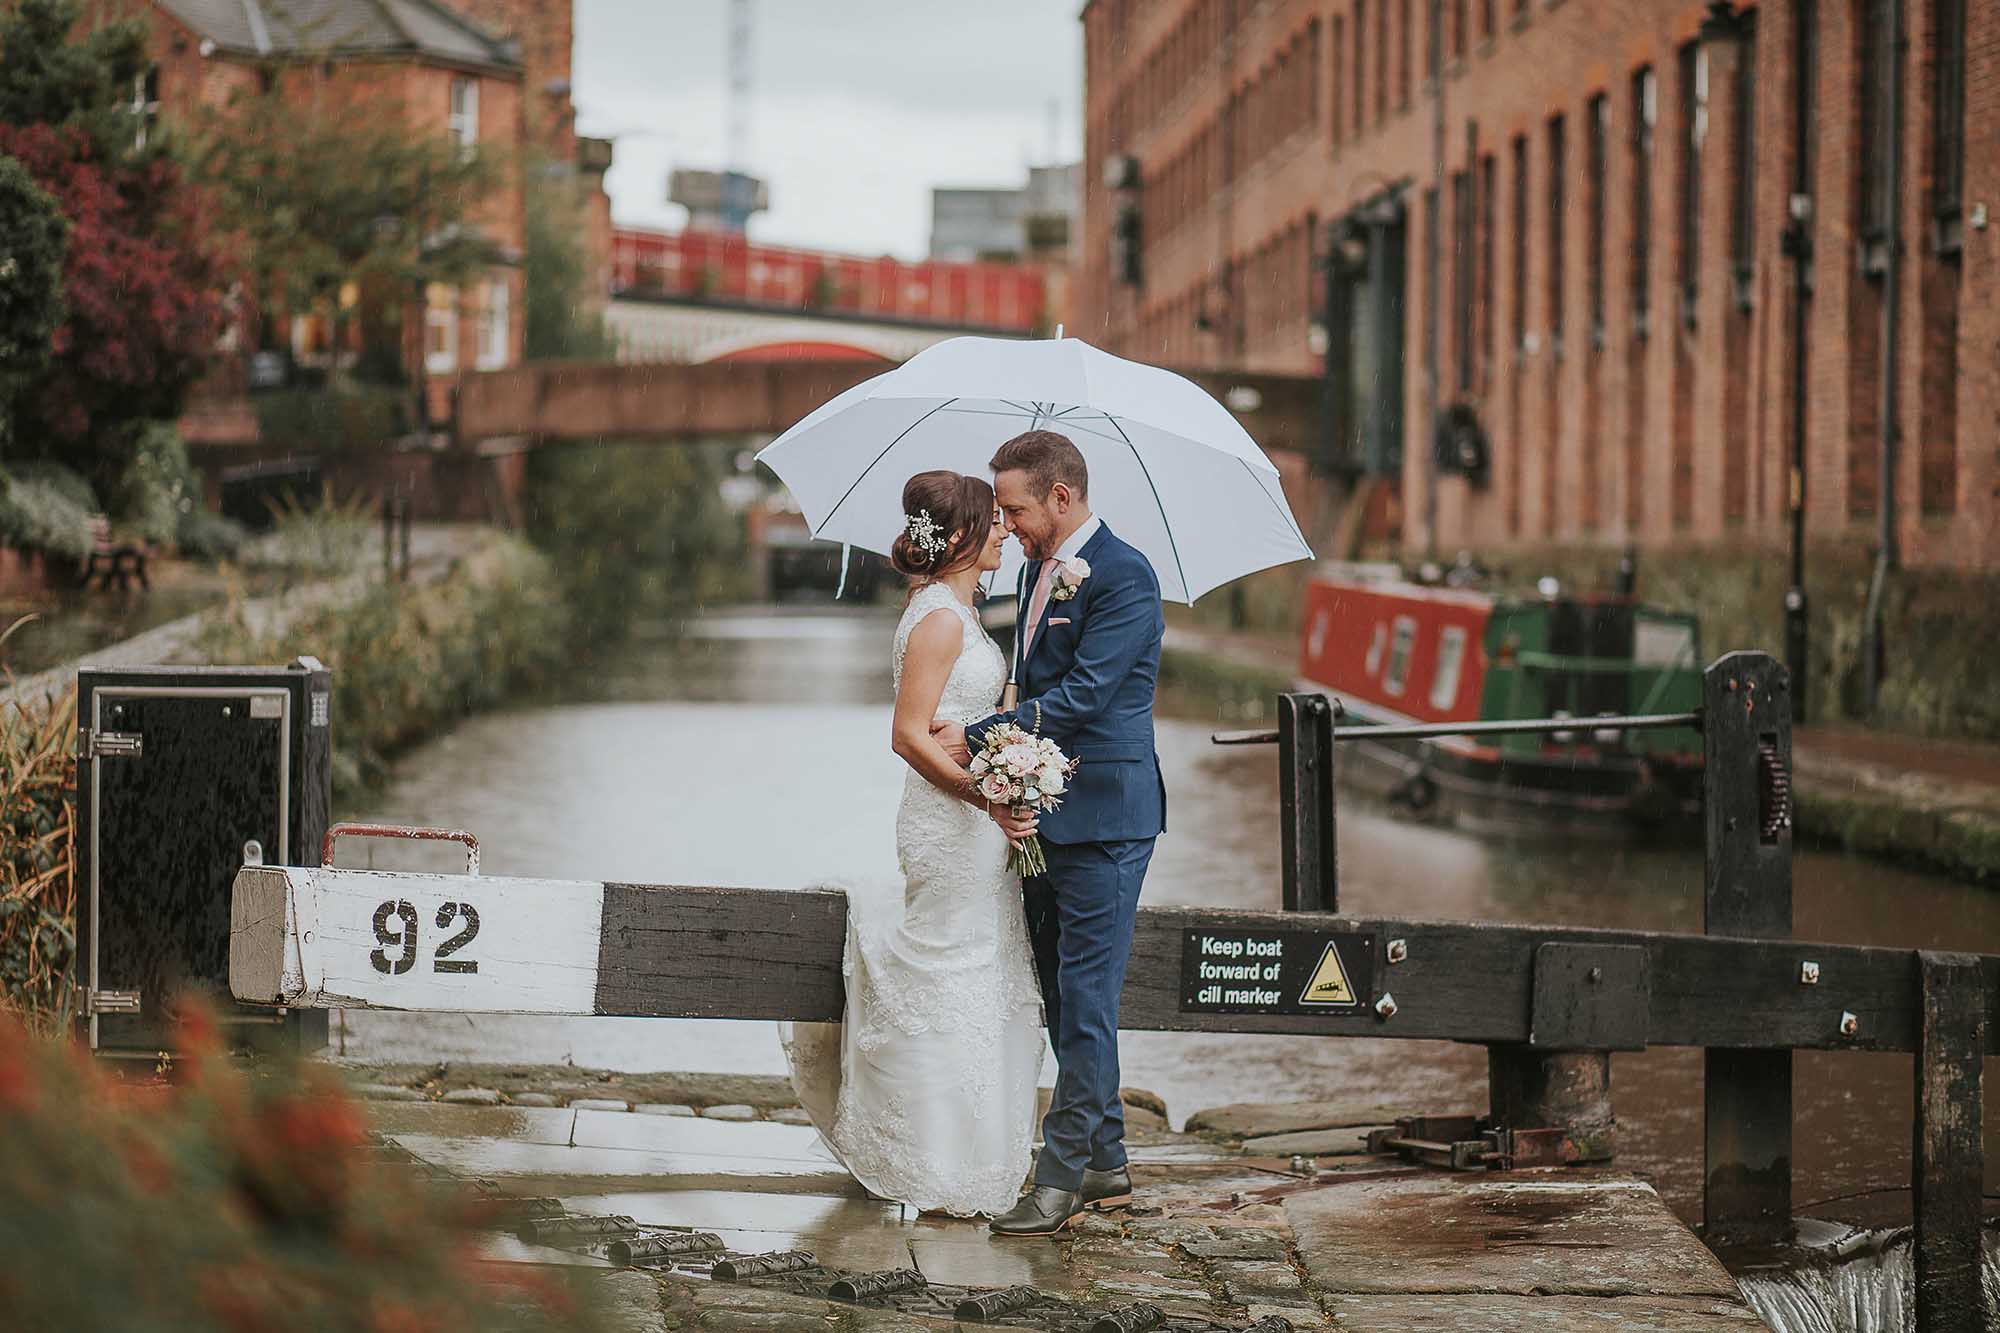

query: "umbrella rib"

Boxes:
[1102, 413, 1191, 601]
[1241, 457, 1313, 552]
[816, 398, 960, 531]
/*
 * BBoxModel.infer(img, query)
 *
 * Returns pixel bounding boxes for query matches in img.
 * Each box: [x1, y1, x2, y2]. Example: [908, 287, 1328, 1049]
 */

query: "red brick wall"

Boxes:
[1084, 0, 1998, 571]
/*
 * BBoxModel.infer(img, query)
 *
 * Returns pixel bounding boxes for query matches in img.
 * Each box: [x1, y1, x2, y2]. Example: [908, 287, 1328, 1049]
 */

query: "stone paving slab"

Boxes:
[1183, 1100, 1411, 1139]
[367, 1102, 578, 1145]
[386, 1133, 855, 1191]
[570, 1108, 829, 1159]
[1316, 1292, 1770, 1330]
[1284, 1174, 1742, 1299]
[1238, 1127, 1387, 1157]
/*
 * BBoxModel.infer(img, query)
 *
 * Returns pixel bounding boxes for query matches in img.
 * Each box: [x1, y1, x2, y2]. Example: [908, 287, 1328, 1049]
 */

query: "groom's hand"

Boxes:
[929, 719, 970, 766]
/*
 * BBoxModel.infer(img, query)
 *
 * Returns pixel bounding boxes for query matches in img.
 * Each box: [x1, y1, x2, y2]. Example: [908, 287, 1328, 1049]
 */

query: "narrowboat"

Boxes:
[1296, 569, 1705, 836]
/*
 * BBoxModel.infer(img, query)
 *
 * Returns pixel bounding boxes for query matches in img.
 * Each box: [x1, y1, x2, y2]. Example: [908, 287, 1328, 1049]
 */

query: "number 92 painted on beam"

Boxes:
[230, 865, 606, 1014]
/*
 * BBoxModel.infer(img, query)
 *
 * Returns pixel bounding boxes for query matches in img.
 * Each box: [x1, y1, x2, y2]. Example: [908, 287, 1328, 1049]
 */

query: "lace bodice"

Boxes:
[892, 582, 1008, 725]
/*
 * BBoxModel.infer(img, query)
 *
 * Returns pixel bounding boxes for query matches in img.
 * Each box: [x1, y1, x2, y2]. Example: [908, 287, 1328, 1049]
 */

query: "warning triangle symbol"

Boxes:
[1298, 941, 1358, 1006]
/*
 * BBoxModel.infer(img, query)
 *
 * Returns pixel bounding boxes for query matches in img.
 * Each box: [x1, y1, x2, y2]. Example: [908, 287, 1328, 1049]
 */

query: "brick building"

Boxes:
[87, 0, 611, 424]
[1080, 0, 1996, 572]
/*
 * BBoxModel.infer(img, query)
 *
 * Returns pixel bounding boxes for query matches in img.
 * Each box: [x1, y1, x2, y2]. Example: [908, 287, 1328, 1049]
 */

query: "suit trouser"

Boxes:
[1023, 836, 1156, 1191]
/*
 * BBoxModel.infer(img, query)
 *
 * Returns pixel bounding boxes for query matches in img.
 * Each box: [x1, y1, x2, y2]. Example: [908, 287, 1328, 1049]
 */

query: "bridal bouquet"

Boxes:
[970, 723, 1078, 878]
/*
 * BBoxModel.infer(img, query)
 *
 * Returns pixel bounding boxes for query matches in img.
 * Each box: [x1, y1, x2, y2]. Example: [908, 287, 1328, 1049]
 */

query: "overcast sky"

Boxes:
[574, 1, 1085, 260]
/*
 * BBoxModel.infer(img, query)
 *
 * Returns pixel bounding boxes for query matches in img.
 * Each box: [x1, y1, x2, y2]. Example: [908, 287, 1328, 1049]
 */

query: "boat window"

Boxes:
[1383, 617, 1416, 695]
[1635, 615, 1697, 667]
[1430, 625, 1467, 710]
[1364, 621, 1389, 676]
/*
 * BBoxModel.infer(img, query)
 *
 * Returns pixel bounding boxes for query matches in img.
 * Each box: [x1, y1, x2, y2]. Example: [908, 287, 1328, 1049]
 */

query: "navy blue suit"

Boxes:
[968, 522, 1166, 1191]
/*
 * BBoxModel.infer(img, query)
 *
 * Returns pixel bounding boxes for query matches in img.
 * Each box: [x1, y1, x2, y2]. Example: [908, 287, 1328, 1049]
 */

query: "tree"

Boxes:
[187, 78, 497, 378]
[0, 123, 227, 483]
[524, 169, 614, 361]
[0, 0, 225, 488]
[0, 0, 148, 158]
[0, 153, 68, 449]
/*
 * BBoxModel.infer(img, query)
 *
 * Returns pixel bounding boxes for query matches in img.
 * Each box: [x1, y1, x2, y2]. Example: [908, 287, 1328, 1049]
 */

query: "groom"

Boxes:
[934, 428, 1166, 1237]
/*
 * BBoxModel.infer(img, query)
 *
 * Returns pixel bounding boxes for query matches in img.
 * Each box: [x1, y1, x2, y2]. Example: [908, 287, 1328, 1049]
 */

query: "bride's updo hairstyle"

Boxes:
[890, 470, 994, 581]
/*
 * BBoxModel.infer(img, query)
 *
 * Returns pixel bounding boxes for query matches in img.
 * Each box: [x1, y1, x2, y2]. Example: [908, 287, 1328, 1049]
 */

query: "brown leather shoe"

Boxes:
[1081, 1165, 1133, 1210]
[989, 1185, 1084, 1237]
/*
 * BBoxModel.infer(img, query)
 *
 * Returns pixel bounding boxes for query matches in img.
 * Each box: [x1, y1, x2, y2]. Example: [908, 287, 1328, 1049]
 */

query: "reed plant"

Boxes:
[1, 617, 76, 1031]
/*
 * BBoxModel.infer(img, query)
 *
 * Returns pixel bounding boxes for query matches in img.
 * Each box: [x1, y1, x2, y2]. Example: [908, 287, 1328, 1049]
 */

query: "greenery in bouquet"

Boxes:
[0, 1003, 610, 1332]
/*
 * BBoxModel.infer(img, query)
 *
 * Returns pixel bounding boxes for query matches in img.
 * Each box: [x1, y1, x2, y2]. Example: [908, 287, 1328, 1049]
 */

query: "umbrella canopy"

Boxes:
[754, 336, 1313, 603]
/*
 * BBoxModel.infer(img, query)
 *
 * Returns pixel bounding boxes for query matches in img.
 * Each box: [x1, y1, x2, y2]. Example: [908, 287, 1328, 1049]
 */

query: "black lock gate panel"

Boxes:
[77, 663, 332, 1054]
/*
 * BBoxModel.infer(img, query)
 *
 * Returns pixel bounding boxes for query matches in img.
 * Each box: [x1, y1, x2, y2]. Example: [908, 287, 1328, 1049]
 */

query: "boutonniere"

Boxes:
[1049, 556, 1091, 602]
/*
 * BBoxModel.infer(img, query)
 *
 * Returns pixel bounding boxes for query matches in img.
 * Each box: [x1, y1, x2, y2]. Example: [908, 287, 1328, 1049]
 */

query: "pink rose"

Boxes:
[979, 773, 1012, 803]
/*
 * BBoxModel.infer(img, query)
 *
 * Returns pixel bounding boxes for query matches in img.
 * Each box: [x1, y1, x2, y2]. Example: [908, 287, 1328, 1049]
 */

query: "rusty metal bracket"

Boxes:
[1363, 1114, 1608, 1171]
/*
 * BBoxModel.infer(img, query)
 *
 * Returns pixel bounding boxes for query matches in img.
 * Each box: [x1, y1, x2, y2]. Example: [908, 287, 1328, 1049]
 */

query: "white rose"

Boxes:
[1039, 767, 1066, 795]
[1062, 557, 1091, 584]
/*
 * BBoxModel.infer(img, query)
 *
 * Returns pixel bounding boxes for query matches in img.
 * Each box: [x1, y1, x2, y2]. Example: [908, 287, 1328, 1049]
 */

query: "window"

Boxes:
[1587, 93, 1608, 343]
[1512, 134, 1528, 352]
[1353, 0, 1367, 137]
[1399, 0, 1413, 109]
[476, 279, 510, 369]
[1933, 0, 1966, 252]
[1453, 168, 1473, 391]
[1731, 14, 1758, 303]
[1375, 0, 1389, 122]
[1332, 15, 1346, 141]
[1678, 42, 1706, 327]
[1547, 114, 1566, 354]
[448, 76, 479, 157]
[1632, 66, 1657, 337]
[1384, 617, 1416, 695]
[1454, 0, 1469, 59]
[424, 283, 458, 373]
[127, 67, 159, 151]
[1480, 152, 1495, 378]
[1430, 626, 1468, 710]
[1857, 0, 1894, 273]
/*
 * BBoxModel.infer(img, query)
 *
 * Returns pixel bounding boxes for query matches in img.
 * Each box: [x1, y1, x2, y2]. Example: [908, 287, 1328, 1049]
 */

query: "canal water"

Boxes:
[340, 606, 1999, 1252]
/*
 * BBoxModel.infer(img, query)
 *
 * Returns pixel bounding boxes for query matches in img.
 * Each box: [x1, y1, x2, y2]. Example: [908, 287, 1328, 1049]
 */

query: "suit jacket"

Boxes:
[968, 522, 1167, 846]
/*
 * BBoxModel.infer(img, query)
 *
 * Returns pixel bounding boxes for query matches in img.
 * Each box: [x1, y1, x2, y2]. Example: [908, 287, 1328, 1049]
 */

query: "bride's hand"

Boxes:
[987, 801, 1038, 848]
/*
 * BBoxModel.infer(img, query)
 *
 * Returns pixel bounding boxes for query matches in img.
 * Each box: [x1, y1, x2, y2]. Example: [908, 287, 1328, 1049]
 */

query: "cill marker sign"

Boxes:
[1179, 928, 1375, 1016]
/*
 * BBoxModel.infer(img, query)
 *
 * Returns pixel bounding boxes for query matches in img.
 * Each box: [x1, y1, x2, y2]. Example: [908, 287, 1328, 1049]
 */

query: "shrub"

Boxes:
[175, 506, 247, 562]
[112, 420, 202, 546]
[199, 533, 572, 796]
[252, 384, 414, 452]
[237, 486, 377, 577]
[0, 664, 74, 1031]
[0, 460, 95, 560]
[0, 1002, 607, 1331]
[525, 439, 750, 652]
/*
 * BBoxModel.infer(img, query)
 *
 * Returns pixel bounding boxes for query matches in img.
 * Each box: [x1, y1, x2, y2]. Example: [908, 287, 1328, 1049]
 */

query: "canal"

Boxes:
[338, 604, 2000, 1241]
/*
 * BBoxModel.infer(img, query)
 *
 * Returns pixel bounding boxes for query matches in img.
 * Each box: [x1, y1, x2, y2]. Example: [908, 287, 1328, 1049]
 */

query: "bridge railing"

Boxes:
[226, 650, 1992, 1333]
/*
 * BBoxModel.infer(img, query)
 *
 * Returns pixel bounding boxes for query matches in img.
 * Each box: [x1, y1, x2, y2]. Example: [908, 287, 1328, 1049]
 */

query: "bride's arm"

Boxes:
[891, 610, 986, 804]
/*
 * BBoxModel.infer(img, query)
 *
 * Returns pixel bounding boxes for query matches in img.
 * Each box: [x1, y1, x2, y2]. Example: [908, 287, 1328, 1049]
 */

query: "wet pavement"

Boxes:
[368, 1095, 1765, 1331]
[336, 605, 2000, 1233]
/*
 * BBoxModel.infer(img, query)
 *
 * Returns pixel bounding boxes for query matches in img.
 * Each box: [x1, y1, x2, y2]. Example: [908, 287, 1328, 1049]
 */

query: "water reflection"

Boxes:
[344, 606, 2000, 1233]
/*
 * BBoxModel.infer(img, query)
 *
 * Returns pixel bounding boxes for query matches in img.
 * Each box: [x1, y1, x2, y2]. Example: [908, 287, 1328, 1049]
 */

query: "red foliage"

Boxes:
[0, 122, 227, 446]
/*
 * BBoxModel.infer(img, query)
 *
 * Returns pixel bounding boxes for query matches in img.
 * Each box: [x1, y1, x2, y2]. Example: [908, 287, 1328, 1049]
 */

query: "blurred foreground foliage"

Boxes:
[526, 439, 751, 653]
[200, 532, 572, 797]
[0, 1003, 608, 1331]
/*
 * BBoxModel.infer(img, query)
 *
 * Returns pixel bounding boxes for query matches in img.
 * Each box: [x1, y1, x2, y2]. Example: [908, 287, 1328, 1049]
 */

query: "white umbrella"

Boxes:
[754, 335, 1313, 603]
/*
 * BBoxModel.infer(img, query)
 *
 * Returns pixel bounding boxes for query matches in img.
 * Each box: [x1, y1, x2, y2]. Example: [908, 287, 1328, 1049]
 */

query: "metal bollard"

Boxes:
[515, 1213, 638, 1245]
[827, 1268, 926, 1302]
[712, 1250, 818, 1280]
[954, 1286, 1043, 1321]
[607, 1232, 727, 1265]
[1090, 1302, 1165, 1333]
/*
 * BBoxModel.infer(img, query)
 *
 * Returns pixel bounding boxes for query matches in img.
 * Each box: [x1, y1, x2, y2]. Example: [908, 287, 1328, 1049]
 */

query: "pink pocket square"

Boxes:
[1048, 617, 1072, 626]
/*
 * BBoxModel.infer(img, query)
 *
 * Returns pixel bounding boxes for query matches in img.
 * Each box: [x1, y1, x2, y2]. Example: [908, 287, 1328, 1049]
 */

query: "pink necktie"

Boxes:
[1022, 559, 1060, 658]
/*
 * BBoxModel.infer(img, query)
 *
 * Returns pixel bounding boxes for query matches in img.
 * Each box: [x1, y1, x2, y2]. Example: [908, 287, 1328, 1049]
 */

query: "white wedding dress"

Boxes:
[781, 582, 1046, 1215]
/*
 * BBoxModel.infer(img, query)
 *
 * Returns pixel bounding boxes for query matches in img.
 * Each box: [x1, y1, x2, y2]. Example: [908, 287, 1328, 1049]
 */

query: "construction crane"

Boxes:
[721, 0, 756, 232]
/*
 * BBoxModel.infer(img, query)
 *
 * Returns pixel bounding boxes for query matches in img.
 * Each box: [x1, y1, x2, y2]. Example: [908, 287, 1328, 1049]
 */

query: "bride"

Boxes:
[782, 469, 1047, 1216]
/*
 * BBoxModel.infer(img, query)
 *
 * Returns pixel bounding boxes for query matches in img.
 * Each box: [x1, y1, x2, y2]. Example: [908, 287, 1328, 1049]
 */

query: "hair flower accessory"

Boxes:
[1050, 556, 1090, 601]
[904, 509, 946, 561]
